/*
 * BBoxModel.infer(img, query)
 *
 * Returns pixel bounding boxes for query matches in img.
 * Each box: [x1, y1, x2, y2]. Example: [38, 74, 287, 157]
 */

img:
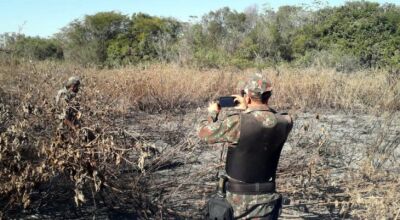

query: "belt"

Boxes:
[226, 181, 276, 195]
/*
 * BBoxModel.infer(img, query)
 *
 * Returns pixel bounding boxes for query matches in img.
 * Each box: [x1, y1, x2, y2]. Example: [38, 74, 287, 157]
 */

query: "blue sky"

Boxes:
[0, 0, 399, 38]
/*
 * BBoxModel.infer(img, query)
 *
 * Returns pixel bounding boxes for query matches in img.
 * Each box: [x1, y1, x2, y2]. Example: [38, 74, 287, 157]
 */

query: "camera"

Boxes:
[218, 96, 237, 108]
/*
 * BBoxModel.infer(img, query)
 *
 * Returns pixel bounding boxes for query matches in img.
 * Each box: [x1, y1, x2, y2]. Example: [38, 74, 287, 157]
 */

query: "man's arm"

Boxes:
[281, 114, 293, 133]
[277, 113, 293, 134]
[198, 110, 240, 144]
[55, 89, 66, 105]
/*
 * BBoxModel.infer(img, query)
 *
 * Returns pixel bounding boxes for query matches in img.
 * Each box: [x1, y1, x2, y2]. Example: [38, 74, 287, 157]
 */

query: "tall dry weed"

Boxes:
[11, 63, 394, 113]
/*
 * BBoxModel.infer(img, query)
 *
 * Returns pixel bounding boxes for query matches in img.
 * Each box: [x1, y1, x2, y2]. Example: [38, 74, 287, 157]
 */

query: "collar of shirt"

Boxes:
[244, 105, 271, 114]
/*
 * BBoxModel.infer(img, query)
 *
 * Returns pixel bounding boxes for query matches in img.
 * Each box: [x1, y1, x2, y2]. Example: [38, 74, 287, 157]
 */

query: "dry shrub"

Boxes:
[6, 62, 396, 114]
[0, 61, 154, 218]
[83, 64, 238, 112]
[27, 63, 397, 113]
[266, 67, 399, 112]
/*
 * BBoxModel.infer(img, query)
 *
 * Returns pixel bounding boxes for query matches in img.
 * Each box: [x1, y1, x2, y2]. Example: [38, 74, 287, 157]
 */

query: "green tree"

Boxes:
[301, 1, 400, 68]
[12, 36, 63, 60]
[106, 13, 181, 66]
[184, 7, 250, 67]
[59, 11, 129, 66]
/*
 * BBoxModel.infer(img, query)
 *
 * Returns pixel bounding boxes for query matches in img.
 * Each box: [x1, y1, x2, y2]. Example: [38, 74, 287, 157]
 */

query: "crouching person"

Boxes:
[55, 76, 82, 138]
[198, 74, 293, 219]
[55, 76, 95, 143]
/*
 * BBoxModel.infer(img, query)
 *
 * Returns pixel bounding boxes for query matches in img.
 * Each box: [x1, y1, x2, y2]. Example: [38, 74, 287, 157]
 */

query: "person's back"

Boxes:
[226, 108, 292, 184]
[224, 108, 292, 219]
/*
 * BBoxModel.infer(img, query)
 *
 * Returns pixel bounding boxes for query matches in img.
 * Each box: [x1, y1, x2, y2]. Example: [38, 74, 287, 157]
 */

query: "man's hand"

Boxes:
[232, 95, 247, 110]
[76, 111, 82, 119]
[207, 102, 221, 114]
[206, 102, 221, 123]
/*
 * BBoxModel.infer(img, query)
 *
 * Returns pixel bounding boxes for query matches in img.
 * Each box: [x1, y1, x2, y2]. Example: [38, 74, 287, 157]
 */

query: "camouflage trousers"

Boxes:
[56, 121, 74, 142]
[56, 121, 95, 143]
[226, 191, 282, 219]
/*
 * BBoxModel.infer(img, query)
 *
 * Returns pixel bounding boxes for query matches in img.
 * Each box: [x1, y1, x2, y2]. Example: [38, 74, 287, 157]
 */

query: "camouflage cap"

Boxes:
[243, 73, 272, 95]
[65, 76, 80, 88]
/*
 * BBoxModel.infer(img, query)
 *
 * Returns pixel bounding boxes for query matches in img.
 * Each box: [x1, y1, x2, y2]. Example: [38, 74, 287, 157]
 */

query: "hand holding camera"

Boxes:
[217, 95, 247, 110]
[207, 102, 221, 114]
[231, 95, 247, 110]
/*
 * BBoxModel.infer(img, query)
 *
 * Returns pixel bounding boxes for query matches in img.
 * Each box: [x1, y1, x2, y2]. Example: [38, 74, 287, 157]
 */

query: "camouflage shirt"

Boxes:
[56, 87, 79, 105]
[55, 88, 80, 123]
[198, 105, 279, 145]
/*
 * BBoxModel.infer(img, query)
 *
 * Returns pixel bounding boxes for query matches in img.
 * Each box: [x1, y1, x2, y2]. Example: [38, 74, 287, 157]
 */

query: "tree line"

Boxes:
[6, 1, 400, 70]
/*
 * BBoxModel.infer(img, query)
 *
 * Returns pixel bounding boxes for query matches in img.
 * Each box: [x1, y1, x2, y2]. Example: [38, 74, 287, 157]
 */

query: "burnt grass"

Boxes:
[4, 107, 398, 220]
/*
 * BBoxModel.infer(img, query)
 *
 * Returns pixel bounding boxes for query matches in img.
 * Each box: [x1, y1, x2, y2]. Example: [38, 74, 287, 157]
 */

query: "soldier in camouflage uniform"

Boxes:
[199, 73, 293, 219]
[55, 76, 82, 139]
